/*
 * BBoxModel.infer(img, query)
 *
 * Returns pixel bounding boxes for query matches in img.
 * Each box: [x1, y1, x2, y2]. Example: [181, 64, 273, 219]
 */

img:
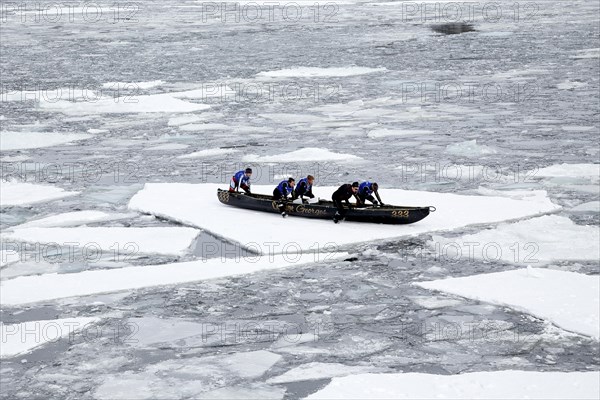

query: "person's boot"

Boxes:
[333, 211, 341, 224]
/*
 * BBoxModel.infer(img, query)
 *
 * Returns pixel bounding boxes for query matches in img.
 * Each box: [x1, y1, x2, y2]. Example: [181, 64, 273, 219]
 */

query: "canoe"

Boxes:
[217, 189, 434, 225]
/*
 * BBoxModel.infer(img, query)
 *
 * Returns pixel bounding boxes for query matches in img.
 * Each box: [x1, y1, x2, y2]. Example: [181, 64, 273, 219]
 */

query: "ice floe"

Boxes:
[128, 183, 559, 254]
[536, 163, 599, 180]
[446, 140, 498, 157]
[430, 215, 599, 265]
[0, 252, 346, 305]
[0, 317, 100, 358]
[416, 268, 599, 339]
[306, 371, 600, 399]
[94, 351, 282, 400]
[101, 80, 165, 89]
[267, 362, 384, 384]
[2, 227, 200, 256]
[178, 148, 238, 159]
[0, 181, 79, 206]
[256, 66, 386, 78]
[0, 131, 91, 151]
[242, 148, 362, 162]
[10, 210, 134, 229]
[367, 129, 434, 138]
[39, 93, 210, 115]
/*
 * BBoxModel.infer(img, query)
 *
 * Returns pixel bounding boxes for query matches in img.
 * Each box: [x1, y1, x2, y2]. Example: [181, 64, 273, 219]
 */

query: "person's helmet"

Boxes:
[245, 168, 253, 174]
[372, 182, 378, 190]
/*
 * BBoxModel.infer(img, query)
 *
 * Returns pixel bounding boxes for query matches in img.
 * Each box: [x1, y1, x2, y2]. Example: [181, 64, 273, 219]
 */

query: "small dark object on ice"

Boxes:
[431, 23, 476, 35]
[344, 257, 359, 262]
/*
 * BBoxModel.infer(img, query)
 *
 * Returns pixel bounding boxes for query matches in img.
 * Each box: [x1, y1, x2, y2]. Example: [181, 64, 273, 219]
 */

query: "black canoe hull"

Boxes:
[217, 189, 432, 225]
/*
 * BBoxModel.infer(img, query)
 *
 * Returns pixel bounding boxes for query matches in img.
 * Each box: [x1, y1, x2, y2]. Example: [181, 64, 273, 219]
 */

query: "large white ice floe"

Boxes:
[0, 180, 79, 206]
[536, 163, 599, 180]
[0, 317, 100, 358]
[256, 66, 387, 78]
[10, 210, 135, 229]
[305, 371, 600, 399]
[128, 183, 559, 254]
[2, 226, 199, 256]
[0, 252, 347, 305]
[38, 93, 210, 115]
[415, 268, 600, 339]
[94, 350, 283, 400]
[178, 148, 238, 159]
[429, 215, 600, 265]
[242, 148, 362, 162]
[0, 131, 92, 151]
[267, 362, 385, 384]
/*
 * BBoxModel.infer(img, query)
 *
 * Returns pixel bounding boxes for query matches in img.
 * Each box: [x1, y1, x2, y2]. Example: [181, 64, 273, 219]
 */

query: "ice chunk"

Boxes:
[11, 210, 134, 229]
[94, 351, 282, 399]
[446, 140, 497, 156]
[415, 268, 599, 339]
[570, 201, 600, 213]
[257, 66, 386, 78]
[167, 114, 202, 126]
[430, 215, 599, 265]
[39, 93, 210, 115]
[367, 129, 434, 138]
[3, 226, 200, 256]
[0, 181, 78, 206]
[0, 131, 91, 151]
[178, 148, 238, 159]
[102, 80, 164, 89]
[243, 148, 362, 162]
[536, 163, 599, 179]
[129, 183, 559, 254]
[306, 371, 600, 399]
[0, 252, 347, 305]
[0, 317, 99, 358]
[267, 362, 384, 384]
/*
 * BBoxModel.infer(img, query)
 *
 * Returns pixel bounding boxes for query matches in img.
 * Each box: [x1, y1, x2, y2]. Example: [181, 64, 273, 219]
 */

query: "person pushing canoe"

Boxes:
[358, 181, 384, 206]
[331, 182, 360, 223]
[273, 177, 295, 201]
[294, 175, 315, 202]
[273, 177, 296, 217]
[229, 168, 252, 194]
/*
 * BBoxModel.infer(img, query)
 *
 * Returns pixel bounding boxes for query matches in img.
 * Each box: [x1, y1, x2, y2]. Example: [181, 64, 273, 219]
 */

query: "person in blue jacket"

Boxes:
[273, 178, 295, 201]
[358, 181, 384, 206]
[294, 175, 315, 201]
[229, 168, 252, 193]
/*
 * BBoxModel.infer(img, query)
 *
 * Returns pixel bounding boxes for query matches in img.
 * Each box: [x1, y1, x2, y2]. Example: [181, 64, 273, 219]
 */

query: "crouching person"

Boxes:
[229, 168, 252, 194]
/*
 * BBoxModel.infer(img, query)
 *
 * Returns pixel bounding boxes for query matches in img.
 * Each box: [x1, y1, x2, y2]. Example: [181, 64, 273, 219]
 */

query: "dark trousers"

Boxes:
[332, 196, 347, 216]
[359, 194, 375, 204]
[273, 188, 284, 200]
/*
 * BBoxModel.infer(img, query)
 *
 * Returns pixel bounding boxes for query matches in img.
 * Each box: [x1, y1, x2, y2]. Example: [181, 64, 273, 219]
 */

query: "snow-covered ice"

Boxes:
[0, 181, 79, 206]
[0, 252, 347, 305]
[306, 371, 600, 399]
[415, 268, 600, 339]
[0, 317, 100, 358]
[178, 148, 238, 159]
[267, 362, 384, 384]
[430, 215, 600, 265]
[0, 131, 92, 151]
[128, 183, 559, 253]
[242, 148, 362, 162]
[94, 351, 282, 399]
[39, 93, 210, 115]
[10, 210, 135, 229]
[2, 226, 200, 256]
[256, 66, 386, 78]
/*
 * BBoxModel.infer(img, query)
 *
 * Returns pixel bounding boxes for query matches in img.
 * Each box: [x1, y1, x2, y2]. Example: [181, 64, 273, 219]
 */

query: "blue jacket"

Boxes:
[295, 177, 313, 197]
[233, 170, 251, 187]
[359, 181, 373, 198]
[276, 180, 294, 196]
